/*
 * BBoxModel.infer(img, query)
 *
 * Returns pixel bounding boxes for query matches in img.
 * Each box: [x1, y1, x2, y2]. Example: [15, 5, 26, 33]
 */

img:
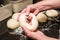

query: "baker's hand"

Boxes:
[21, 0, 60, 15]
[21, 4, 40, 15]
[22, 27, 57, 40]
[22, 27, 45, 40]
[21, 0, 60, 20]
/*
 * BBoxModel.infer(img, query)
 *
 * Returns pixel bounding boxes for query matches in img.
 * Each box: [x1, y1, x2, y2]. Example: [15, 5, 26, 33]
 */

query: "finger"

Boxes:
[25, 7, 30, 15]
[27, 16, 32, 21]
[17, 13, 22, 21]
[34, 9, 40, 16]
[21, 8, 27, 13]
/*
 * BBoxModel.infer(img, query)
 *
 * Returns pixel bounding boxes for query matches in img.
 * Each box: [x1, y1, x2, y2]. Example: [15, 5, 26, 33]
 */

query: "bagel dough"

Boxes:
[19, 13, 38, 31]
[46, 10, 58, 17]
[12, 13, 20, 21]
[36, 12, 47, 22]
[7, 19, 20, 29]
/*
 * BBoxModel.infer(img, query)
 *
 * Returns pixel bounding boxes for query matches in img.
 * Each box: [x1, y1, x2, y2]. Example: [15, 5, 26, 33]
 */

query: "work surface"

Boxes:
[0, 10, 59, 40]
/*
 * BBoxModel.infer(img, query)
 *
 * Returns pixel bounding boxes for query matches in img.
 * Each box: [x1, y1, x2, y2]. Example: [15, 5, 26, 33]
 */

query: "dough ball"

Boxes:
[12, 13, 20, 21]
[36, 12, 47, 22]
[46, 10, 58, 17]
[7, 19, 20, 29]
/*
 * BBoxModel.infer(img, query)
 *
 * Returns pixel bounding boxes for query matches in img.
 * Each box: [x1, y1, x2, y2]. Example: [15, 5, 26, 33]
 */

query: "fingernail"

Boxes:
[27, 16, 32, 21]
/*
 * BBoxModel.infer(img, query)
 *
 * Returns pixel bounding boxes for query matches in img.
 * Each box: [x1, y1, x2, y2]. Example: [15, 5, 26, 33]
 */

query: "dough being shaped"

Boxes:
[36, 12, 47, 22]
[46, 10, 58, 17]
[7, 19, 20, 29]
[19, 13, 38, 31]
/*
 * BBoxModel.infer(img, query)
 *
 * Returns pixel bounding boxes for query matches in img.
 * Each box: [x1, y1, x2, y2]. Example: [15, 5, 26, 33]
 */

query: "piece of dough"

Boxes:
[36, 12, 47, 22]
[19, 13, 38, 31]
[12, 13, 20, 21]
[7, 19, 20, 29]
[46, 10, 58, 17]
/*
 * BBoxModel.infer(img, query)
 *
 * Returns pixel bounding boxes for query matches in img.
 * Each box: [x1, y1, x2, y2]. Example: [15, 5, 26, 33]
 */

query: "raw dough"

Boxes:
[36, 12, 47, 22]
[19, 13, 38, 31]
[7, 19, 20, 29]
[46, 10, 58, 17]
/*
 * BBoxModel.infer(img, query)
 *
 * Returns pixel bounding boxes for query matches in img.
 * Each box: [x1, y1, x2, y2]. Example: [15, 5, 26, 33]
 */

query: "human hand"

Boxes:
[21, 0, 60, 20]
[21, 4, 40, 16]
[22, 27, 57, 40]
[22, 27, 46, 40]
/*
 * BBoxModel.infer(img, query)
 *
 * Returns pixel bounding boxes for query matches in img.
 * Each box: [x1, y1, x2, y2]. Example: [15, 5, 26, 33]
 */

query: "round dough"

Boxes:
[7, 19, 20, 29]
[36, 12, 47, 22]
[19, 13, 38, 31]
[46, 10, 58, 17]
[12, 13, 20, 21]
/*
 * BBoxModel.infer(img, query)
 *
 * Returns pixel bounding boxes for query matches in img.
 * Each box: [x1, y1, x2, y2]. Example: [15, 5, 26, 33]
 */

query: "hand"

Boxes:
[21, 4, 40, 15]
[21, 0, 60, 20]
[22, 27, 57, 40]
[22, 27, 46, 40]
